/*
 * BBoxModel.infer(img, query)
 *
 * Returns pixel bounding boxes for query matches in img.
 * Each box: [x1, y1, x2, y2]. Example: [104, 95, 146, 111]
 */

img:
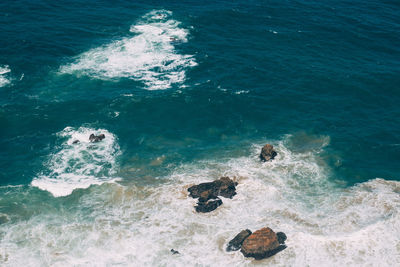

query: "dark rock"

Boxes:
[89, 133, 105, 143]
[260, 144, 277, 162]
[170, 249, 180, 255]
[226, 229, 252, 252]
[276, 232, 287, 244]
[241, 227, 286, 260]
[217, 176, 238, 198]
[188, 177, 237, 200]
[72, 140, 80, 144]
[195, 197, 222, 213]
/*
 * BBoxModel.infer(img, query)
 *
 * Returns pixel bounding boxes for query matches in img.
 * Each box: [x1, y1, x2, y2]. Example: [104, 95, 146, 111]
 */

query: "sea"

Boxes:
[0, 0, 399, 266]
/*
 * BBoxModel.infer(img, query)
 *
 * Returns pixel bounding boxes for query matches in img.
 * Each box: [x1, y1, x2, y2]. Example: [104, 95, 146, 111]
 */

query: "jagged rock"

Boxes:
[188, 177, 238, 213]
[241, 227, 286, 260]
[89, 133, 105, 143]
[276, 232, 287, 244]
[188, 177, 237, 200]
[170, 249, 180, 255]
[195, 197, 222, 213]
[226, 229, 252, 252]
[260, 144, 277, 162]
[217, 177, 238, 198]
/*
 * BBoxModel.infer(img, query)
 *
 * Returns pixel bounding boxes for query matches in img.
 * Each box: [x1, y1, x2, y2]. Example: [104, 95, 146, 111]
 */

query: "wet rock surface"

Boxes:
[226, 229, 252, 252]
[188, 177, 237, 199]
[241, 227, 287, 260]
[89, 133, 105, 143]
[276, 232, 287, 244]
[195, 197, 223, 213]
[259, 144, 277, 162]
[188, 177, 237, 212]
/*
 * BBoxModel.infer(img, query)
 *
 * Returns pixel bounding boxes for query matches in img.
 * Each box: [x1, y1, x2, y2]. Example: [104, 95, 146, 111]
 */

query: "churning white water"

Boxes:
[59, 10, 197, 90]
[31, 126, 121, 197]
[1, 135, 399, 266]
[0, 65, 11, 87]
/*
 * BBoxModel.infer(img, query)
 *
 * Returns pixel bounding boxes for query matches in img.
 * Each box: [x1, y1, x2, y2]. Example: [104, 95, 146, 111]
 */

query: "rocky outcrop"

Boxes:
[226, 229, 252, 252]
[89, 133, 105, 143]
[259, 144, 277, 162]
[241, 227, 286, 260]
[188, 177, 237, 213]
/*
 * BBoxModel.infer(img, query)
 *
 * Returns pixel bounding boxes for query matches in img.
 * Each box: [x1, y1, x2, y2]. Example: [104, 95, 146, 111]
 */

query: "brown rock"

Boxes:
[241, 227, 286, 260]
[187, 177, 237, 213]
[217, 176, 238, 198]
[260, 144, 277, 162]
[188, 177, 237, 200]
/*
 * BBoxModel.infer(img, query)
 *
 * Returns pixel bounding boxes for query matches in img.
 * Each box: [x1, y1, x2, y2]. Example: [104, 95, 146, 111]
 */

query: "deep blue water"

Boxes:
[0, 1, 399, 265]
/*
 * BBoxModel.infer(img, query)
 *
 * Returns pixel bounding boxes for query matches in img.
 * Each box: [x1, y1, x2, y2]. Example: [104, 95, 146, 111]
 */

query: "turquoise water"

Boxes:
[0, 1, 399, 266]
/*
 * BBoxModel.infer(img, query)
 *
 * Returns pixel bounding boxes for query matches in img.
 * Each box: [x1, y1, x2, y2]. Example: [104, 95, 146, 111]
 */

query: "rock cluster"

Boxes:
[226, 227, 287, 260]
[259, 144, 277, 162]
[181, 143, 287, 259]
[188, 177, 237, 213]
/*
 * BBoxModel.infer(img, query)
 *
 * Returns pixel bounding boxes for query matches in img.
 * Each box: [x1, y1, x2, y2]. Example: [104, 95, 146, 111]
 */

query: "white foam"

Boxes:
[0, 65, 11, 87]
[2, 134, 399, 266]
[59, 10, 197, 90]
[31, 127, 121, 197]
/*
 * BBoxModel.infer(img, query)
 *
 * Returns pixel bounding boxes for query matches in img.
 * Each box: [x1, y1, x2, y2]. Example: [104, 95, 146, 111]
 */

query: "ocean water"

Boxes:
[0, 0, 399, 266]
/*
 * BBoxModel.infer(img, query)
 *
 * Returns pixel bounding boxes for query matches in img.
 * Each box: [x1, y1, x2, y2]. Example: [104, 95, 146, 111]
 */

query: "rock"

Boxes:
[276, 232, 287, 244]
[170, 249, 180, 255]
[217, 176, 238, 198]
[241, 227, 286, 260]
[72, 140, 80, 144]
[89, 133, 105, 143]
[188, 177, 238, 213]
[226, 229, 252, 252]
[195, 197, 222, 213]
[188, 177, 237, 200]
[259, 144, 277, 162]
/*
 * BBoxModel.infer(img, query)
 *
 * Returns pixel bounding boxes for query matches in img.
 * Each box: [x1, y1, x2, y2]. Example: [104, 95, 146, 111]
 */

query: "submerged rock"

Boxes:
[89, 133, 105, 143]
[259, 144, 277, 162]
[241, 227, 286, 260]
[226, 229, 252, 252]
[195, 197, 223, 213]
[188, 177, 238, 212]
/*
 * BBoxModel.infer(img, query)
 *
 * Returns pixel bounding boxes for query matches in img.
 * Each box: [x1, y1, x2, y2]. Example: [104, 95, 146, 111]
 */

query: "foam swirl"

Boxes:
[59, 10, 197, 90]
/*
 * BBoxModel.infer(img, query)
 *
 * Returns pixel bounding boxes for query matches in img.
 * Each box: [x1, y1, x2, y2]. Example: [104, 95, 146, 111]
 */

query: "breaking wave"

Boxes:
[59, 10, 197, 90]
[1, 134, 398, 266]
[0, 65, 11, 87]
[31, 127, 121, 197]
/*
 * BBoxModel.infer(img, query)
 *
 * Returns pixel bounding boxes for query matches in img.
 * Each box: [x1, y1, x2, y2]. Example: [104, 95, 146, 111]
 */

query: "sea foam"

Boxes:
[3, 135, 399, 266]
[0, 65, 11, 87]
[59, 10, 197, 90]
[31, 127, 121, 197]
